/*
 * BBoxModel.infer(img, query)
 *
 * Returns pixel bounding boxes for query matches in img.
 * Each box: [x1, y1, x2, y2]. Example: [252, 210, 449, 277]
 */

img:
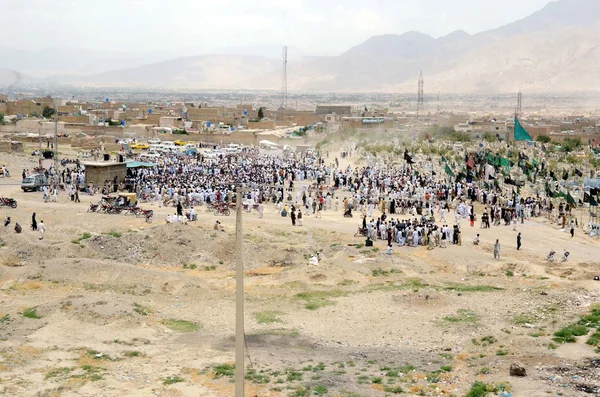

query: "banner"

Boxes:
[514, 117, 533, 141]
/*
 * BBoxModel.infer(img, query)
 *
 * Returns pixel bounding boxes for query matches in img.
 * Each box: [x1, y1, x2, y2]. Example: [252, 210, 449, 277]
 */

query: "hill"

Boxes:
[2, 0, 600, 92]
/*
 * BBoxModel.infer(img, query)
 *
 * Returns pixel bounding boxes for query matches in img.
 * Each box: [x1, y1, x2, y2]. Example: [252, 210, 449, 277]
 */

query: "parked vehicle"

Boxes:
[202, 150, 218, 159]
[137, 209, 153, 223]
[213, 204, 231, 216]
[0, 197, 17, 208]
[140, 151, 161, 160]
[131, 143, 149, 150]
[148, 138, 161, 145]
[21, 174, 48, 192]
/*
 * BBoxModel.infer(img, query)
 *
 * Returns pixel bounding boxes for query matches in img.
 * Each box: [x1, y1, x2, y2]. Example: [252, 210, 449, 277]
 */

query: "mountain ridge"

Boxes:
[2, 0, 600, 92]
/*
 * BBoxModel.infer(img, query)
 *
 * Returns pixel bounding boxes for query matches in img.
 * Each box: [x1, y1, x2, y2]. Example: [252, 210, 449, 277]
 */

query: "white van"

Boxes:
[161, 141, 179, 153]
[150, 144, 166, 152]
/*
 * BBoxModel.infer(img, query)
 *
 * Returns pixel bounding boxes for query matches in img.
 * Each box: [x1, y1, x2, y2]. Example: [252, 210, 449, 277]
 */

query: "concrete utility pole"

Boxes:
[235, 187, 245, 397]
[54, 102, 58, 172]
[417, 71, 424, 119]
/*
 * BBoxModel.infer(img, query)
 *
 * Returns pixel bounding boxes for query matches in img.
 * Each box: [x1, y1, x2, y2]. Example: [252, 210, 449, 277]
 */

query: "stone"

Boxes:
[510, 362, 527, 377]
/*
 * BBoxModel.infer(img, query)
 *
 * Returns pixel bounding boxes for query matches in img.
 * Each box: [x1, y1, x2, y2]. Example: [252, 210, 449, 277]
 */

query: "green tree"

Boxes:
[482, 132, 497, 142]
[42, 106, 56, 119]
[448, 131, 472, 142]
[561, 137, 583, 153]
[536, 135, 551, 143]
[0, 113, 4, 125]
[257, 107, 264, 119]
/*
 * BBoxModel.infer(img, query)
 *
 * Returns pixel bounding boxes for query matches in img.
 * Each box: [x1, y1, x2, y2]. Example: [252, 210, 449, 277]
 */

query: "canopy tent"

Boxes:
[126, 161, 157, 168]
[259, 140, 278, 147]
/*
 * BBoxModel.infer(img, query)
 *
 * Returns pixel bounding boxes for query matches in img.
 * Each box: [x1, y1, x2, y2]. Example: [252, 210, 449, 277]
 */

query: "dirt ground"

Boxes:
[0, 145, 599, 397]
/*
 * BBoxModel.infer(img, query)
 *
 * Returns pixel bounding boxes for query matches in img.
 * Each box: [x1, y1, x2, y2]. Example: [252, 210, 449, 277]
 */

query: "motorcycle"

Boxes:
[344, 209, 353, 218]
[354, 226, 368, 237]
[546, 250, 555, 262]
[214, 205, 231, 216]
[137, 209, 153, 223]
[0, 198, 17, 208]
[88, 203, 99, 213]
[562, 251, 570, 262]
[123, 205, 141, 216]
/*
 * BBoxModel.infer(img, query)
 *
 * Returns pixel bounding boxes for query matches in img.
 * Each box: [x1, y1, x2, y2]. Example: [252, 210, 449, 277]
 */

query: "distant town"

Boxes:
[1, 90, 599, 150]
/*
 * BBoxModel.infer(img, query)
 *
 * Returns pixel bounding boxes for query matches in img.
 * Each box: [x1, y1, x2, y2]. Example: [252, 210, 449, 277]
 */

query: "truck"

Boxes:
[21, 174, 49, 192]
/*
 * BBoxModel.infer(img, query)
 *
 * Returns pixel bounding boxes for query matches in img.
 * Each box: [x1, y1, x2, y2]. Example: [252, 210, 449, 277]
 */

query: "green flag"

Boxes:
[445, 163, 455, 177]
[514, 117, 533, 141]
[501, 157, 510, 170]
[567, 192, 575, 205]
[441, 155, 447, 163]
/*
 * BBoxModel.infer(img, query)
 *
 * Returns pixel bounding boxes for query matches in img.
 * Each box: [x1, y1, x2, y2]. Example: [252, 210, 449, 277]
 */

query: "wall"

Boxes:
[187, 107, 222, 119]
[247, 121, 276, 129]
[84, 163, 127, 186]
[316, 105, 352, 116]
[58, 115, 90, 124]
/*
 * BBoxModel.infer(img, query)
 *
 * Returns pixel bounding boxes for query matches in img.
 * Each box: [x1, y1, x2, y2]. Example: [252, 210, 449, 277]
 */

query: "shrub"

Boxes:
[553, 324, 589, 344]
[536, 135, 551, 143]
[162, 319, 201, 332]
[23, 307, 41, 319]
[214, 364, 235, 378]
[163, 376, 184, 385]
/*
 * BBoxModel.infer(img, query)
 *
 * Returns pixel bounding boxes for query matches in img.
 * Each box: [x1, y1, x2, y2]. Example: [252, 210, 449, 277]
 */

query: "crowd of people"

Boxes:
[12, 141, 584, 261]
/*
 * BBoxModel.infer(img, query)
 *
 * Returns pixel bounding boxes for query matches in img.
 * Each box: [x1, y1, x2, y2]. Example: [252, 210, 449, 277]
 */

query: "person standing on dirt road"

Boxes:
[517, 233, 522, 251]
[570, 221, 575, 238]
[290, 208, 296, 226]
[31, 213, 37, 231]
[38, 220, 45, 240]
[494, 239, 501, 260]
[176, 202, 183, 217]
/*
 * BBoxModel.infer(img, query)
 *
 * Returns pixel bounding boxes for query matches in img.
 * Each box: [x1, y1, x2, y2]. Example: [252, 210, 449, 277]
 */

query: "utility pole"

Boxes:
[436, 91, 440, 125]
[281, 46, 288, 110]
[235, 186, 245, 397]
[417, 71, 424, 120]
[54, 102, 58, 172]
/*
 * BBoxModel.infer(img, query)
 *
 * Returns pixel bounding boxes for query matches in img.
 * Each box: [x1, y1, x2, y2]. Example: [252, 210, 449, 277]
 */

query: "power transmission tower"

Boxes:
[436, 91, 440, 125]
[281, 46, 288, 110]
[417, 71, 424, 119]
[516, 91, 522, 117]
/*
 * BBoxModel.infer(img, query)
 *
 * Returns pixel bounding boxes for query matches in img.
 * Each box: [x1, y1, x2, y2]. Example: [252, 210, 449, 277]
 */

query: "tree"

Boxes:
[482, 132, 497, 142]
[0, 113, 4, 125]
[447, 131, 472, 142]
[257, 107, 264, 119]
[536, 135, 551, 143]
[561, 137, 583, 153]
[42, 106, 56, 119]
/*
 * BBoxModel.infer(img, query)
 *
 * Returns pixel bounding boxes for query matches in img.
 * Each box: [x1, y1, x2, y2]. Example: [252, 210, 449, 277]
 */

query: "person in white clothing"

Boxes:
[38, 220, 45, 240]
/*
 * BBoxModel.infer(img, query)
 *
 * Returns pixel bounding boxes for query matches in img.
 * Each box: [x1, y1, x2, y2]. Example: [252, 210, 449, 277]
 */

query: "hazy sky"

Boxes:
[1, 0, 552, 55]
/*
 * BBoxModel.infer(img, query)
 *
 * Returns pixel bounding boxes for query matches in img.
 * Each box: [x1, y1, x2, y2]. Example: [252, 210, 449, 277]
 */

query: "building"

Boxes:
[83, 161, 127, 186]
[316, 105, 352, 116]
